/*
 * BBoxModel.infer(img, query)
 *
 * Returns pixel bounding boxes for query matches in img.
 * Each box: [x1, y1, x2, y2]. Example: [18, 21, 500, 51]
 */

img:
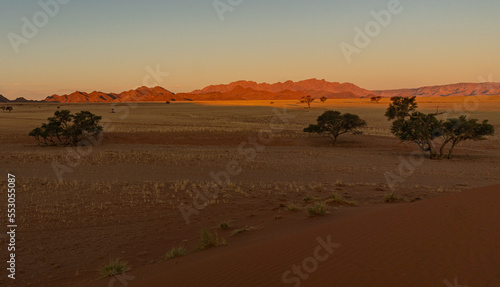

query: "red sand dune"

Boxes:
[87, 184, 500, 287]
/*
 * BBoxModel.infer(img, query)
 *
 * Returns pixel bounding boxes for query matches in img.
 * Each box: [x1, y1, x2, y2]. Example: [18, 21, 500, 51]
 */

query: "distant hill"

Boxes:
[0, 95, 10, 102]
[44, 79, 373, 103]
[188, 79, 374, 99]
[41, 81, 500, 103]
[12, 97, 34, 102]
[0, 95, 39, 103]
[45, 86, 181, 103]
[374, 83, 500, 98]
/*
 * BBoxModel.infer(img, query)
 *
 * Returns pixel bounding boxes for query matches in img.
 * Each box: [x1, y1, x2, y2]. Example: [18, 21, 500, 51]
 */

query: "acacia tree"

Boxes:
[371, 96, 382, 103]
[386, 97, 494, 159]
[300, 95, 315, 108]
[29, 110, 103, 146]
[304, 110, 366, 144]
[320, 96, 328, 103]
[5, 106, 13, 112]
[442, 116, 494, 159]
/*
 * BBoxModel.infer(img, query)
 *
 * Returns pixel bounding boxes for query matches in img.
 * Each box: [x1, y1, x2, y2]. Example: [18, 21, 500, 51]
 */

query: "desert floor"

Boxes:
[0, 96, 499, 286]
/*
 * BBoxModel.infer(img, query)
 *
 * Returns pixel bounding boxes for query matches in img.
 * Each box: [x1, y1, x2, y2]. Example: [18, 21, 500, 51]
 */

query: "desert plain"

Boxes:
[1, 96, 500, 287]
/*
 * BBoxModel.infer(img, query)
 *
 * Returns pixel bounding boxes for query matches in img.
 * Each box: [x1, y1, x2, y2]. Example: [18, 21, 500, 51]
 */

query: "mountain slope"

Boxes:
[0, 95, 10, 102]
[44, 86, 180, 103]
[374, 82, 500, 98]
[190, 78, 373, 98]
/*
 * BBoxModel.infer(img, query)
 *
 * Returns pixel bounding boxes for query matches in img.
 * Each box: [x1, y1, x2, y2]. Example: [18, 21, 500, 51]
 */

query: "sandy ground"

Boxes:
[0, 96, 499, 286]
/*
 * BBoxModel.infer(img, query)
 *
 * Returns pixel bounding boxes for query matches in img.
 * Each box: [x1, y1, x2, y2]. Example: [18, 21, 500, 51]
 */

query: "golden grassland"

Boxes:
[0, 96, 499, 286]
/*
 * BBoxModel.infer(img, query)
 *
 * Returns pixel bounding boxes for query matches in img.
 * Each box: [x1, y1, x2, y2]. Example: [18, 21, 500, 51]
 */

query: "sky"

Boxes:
[1, 0, 499, 100]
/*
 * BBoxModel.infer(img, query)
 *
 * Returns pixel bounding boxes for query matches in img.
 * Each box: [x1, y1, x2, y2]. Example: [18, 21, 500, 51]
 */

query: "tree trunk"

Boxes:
[439, 139, 451, 159]
[427, 139, 440, 159]
[447, 141, 458, 159]
[331, 136, 338, 145]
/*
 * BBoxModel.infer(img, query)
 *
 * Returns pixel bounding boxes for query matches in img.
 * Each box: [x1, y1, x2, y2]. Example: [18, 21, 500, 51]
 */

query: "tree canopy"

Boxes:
[304, 110, 367, 144]
[29, 110, 103, 146]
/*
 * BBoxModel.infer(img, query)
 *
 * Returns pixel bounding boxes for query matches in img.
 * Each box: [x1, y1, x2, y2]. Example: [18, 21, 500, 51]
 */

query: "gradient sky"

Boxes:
[1, 0, 499, 100]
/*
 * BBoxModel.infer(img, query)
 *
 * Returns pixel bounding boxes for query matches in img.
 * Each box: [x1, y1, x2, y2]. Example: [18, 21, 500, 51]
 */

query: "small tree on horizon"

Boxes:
[320, 96, 328, 103]
[304, 110, 367, 145]
[300, 95, 315, 108]
[371, 96, 382, 103]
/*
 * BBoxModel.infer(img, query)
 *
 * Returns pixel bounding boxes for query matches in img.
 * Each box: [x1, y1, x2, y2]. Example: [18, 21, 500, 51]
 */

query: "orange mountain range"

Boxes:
[42, 79, 500, 103]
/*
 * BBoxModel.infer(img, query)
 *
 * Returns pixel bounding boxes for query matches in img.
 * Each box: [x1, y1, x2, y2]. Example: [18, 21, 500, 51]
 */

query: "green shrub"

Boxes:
[29, 110, 103, 146]
[100, 259, 129, 277]
[307, 203, 327, 217]
[197, 228, 226, 250]
[384, 193, 403, 203]
[165, 247, 187, 260]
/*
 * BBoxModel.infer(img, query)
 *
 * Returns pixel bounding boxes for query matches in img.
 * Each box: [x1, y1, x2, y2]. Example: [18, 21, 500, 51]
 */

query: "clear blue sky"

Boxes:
[1, 0, 499, 100]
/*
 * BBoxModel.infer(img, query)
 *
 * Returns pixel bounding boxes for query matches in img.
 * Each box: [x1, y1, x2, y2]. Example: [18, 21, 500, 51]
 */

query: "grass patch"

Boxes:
[219, 222, 230, 229]
[229, 226, 261, 236]
[100, 259, 130, 277]
[197, 228, 227, 250]
[384, 193, 403, 203]
[165, 247, 187, 260]
[306, 203, 327, 217]
[327, 193, 357, 206]
[303, 195, 314, 203]
[287, 203, 301, 212]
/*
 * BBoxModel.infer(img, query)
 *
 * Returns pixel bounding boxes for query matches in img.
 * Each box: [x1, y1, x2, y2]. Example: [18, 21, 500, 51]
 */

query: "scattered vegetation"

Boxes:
[384, 193, 403, 203]
[165, 247, 187, 260]
[100, 259, 130, 277]
[304, 110, 367, 144]
[1, 106, 13, 112]
[306, 202, 327, 217]
[287, 203, 301, 212]
[230, 226, 260, 236]
[303, 195, 314, 203]
[219, 222, 230, 229]
[197, 228, 226, 250]
[328, 193, 357, 206]
[320, 96, 328, 103]
[385, 97, 494, 159]
[28, 110, 103, 146]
